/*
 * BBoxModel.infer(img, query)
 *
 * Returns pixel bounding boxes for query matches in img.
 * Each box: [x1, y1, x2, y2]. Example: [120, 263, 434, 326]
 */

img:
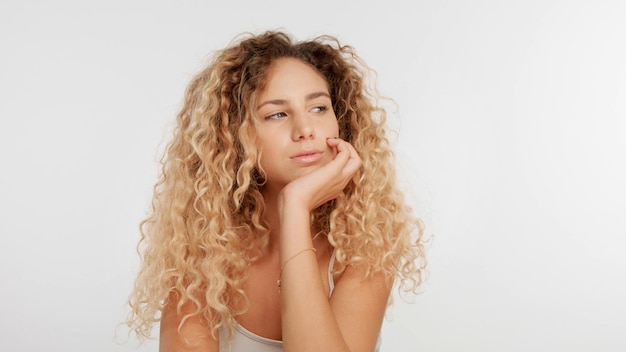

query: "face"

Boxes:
[254, 57, 339, 191]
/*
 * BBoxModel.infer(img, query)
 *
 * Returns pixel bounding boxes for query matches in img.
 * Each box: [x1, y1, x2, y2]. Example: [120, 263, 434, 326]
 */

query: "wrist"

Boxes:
[278, 188, 311, 216]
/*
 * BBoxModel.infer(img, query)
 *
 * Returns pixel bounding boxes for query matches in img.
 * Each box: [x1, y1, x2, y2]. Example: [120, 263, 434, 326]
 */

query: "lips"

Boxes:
[290, 150, 323, 163]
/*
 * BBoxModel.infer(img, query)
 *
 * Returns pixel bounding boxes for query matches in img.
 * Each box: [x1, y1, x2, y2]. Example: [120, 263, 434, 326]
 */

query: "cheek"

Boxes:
[330, 121, 340, 138]
[257, 142, 280, 169]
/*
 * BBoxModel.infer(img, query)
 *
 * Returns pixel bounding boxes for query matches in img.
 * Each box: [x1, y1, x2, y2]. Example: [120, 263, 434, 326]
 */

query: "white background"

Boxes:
[1, 1, 625, 351]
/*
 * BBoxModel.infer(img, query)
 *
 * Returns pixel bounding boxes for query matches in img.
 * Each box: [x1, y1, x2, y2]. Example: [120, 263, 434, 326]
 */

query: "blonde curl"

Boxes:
[126, 30, 427, 342]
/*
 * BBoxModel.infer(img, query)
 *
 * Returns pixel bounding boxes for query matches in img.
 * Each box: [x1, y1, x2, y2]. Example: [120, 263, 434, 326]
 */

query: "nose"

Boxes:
[291, 114, 315, 140]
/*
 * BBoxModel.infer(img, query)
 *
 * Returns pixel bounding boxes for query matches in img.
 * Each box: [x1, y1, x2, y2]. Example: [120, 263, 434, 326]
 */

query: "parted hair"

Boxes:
[126, 30, 426, 340]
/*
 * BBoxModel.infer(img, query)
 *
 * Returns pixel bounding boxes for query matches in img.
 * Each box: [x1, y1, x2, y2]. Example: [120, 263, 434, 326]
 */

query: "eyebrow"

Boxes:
[256, 91, 331, 110]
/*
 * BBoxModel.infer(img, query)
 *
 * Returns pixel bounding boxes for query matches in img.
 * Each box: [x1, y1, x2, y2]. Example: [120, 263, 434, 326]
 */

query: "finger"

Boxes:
[335, 140, 362, 174]
[327, 138, 359, 158]
[334, 139, 357, 157]
[325, 137, 341, 154]
[342, 141, 361, 162]
[328, 139, 351, 166]
[323, 140, 360, 182]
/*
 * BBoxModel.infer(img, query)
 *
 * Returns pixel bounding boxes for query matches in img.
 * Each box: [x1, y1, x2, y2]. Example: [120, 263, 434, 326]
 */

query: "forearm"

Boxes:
[278, 200, 349, 352]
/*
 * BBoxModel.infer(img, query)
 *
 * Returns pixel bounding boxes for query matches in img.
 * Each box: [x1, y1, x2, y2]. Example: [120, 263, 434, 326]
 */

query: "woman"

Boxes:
[126, 30, 426, 352]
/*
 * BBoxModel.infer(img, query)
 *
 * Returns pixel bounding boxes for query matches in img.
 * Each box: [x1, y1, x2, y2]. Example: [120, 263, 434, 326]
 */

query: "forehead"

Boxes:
[259, 58, 329, 96]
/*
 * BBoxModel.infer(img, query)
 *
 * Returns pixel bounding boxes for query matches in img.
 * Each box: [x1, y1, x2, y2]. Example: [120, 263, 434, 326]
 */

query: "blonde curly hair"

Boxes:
[126, 30, 427, 341]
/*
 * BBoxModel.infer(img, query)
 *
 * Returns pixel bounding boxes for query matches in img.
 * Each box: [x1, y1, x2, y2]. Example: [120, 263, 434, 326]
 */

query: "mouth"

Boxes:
[290, 150, 324, 163]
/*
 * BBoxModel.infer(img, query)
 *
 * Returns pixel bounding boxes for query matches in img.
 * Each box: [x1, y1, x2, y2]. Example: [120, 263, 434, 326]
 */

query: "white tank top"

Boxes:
[218, 252, 382, 351]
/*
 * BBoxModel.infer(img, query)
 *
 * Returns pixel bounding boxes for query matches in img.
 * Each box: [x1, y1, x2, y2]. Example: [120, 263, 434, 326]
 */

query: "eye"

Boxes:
[264, 111, 287, 120]
[311, 105, 329, 114]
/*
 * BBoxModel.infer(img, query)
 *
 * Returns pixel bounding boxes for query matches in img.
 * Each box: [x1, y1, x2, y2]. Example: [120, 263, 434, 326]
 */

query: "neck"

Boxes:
[260, 186, 283, 253]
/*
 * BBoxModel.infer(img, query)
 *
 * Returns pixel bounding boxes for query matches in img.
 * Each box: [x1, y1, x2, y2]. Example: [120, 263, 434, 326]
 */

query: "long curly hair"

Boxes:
[126, 30, 427, 341]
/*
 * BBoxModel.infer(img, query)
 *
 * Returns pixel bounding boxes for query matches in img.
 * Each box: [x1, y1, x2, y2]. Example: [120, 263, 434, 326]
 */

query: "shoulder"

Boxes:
[159, 292, 219, 352]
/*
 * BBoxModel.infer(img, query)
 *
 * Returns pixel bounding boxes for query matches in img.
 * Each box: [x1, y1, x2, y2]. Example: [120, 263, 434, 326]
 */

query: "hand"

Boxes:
[279, 138, 362, 212]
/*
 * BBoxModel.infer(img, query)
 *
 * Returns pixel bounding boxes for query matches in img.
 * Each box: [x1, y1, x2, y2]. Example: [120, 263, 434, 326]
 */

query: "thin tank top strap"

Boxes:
[328, 250, 336, 296]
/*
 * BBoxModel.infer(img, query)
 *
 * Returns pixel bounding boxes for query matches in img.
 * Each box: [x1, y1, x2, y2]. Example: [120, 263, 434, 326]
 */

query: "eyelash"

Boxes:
[311, 105, 329, 113]
[264, 105, 329, 120]
[265, 112, 287, 120]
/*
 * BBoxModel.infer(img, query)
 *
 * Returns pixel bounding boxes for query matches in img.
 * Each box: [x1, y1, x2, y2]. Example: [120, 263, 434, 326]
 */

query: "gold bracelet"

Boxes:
[277, 247, 316, 293]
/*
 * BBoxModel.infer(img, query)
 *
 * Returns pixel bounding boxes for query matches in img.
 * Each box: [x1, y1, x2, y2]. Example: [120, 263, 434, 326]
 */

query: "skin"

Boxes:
[160, 57, 391, 352]
[255, 57, 341, 196]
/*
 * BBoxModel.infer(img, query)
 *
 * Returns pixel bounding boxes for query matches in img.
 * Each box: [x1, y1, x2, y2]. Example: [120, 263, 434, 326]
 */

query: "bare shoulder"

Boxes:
[159, 292, 219, 352]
